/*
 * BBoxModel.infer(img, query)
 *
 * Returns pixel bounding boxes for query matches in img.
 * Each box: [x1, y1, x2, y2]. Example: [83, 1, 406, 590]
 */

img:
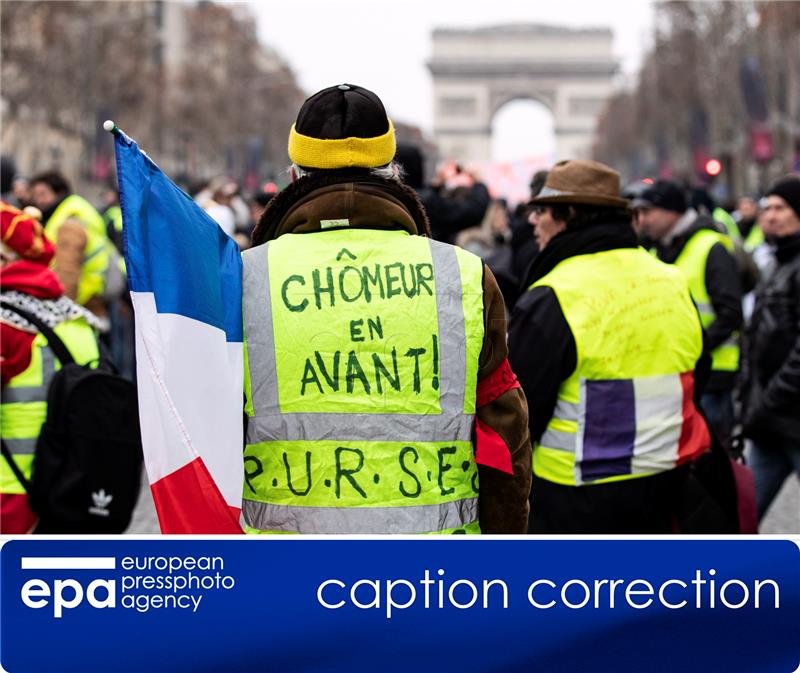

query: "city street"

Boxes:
[4, 1, 799, 539]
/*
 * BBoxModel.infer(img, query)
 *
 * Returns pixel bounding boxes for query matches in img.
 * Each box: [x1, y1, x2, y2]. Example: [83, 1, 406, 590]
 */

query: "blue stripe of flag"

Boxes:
[114, 132, 243, 342]
[581, 379, 636, 481]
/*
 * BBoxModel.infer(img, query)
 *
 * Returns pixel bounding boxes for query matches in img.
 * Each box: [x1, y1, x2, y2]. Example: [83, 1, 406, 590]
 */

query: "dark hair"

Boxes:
[252, 192, 274, 208]
[550, 204, 632, 228]
[690, 187, 715, 215]
[30, 171, 72, 196]
[395, 143, 424, 189]
[1, 155, 16, 194]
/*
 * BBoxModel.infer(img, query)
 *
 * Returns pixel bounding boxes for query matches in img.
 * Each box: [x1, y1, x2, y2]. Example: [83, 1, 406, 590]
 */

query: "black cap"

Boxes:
[295, 83, 389, 140]
[632, 180, 687, 213]
[289, 84, 395, 169]
[766, 175, 800, 219]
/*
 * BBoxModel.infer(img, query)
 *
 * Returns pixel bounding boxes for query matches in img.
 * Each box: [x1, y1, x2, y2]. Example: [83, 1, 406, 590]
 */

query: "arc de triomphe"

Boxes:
[428, 25, 618, 163]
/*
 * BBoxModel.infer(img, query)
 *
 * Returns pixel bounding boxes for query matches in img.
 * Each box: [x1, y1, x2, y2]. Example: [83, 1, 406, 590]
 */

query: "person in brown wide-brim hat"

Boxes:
[508, 157, 726, 534]
[524, 159, 631, 253]
[529, 159, 630, 209]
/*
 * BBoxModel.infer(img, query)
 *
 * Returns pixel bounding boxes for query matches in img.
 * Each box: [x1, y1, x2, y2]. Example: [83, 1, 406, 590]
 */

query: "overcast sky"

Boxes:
[253, 1, 654, 162]
[254, 1, 654, 124]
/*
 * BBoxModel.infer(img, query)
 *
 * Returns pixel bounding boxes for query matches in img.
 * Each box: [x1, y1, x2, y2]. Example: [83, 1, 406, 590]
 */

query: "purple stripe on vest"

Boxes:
[581, 379, 636, 482]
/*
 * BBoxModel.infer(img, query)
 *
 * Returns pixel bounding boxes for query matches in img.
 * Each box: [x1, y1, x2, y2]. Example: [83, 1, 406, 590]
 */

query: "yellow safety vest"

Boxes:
[1, 318, 99, 495]
[242, 229, 485, 533]
[743, 224, 765, 252]
[713, 207, 739, 242]
[531, 247, 710, 486]
[674, 229, 740, 372]
[44, 195, 110, 306]
[104, 205, 123, 234]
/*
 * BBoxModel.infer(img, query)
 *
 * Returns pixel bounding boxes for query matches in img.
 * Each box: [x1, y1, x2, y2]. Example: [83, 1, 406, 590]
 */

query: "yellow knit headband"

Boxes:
[288, 119, 396, 169]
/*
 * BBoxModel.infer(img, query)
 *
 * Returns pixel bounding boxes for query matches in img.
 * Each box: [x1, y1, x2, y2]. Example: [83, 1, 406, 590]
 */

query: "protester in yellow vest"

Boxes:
[29, 171, 112, 321]
[508, 161, 714, 533]
[101, 185, 124, 252]
[634, 180, 743, 452]
[241, 84, 532, 534]
[735, 195, 766, 253]
[1, 202, 101, 533]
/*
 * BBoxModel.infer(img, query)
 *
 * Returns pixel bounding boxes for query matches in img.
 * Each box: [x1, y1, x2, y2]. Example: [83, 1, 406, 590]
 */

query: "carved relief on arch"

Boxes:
[437, 96, 478, 117]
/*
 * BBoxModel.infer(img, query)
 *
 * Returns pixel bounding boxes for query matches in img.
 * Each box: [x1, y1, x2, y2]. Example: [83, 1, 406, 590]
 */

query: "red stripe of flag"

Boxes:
[677, 371, 711, 464]
[150, 457, 243, 534]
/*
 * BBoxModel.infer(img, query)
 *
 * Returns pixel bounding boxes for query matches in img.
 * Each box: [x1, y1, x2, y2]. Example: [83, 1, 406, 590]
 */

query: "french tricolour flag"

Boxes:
[114, 130, 243, 533]
[577, 372, 710, 484]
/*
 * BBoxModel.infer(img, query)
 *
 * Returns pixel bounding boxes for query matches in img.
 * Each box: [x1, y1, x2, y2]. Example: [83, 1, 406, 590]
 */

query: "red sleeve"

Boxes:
[477, 357, 520, 407]
[1, 323, 35, 385]
[474, 358, 521, 475]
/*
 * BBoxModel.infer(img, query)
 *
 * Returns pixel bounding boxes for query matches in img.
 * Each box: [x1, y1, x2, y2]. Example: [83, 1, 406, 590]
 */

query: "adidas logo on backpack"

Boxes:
[89, 489, 114, 517]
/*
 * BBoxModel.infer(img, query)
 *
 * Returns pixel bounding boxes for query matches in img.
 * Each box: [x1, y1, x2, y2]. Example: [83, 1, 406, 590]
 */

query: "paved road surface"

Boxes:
[126, 472, 799, 534]
[760, 476, 800, 534]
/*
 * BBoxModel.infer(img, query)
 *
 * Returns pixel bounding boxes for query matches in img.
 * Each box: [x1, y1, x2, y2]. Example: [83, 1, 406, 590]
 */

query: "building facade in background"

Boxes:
[1, 1, 305, 192]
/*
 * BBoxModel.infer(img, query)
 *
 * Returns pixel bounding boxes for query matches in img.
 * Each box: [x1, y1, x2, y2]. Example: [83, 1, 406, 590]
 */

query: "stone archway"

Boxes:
[428, 24, 617, 162]
[491, 97, 555, 162]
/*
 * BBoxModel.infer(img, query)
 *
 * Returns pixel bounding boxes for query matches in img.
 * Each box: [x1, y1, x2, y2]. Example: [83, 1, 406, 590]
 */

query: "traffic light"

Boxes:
[704, 158, 722, 177]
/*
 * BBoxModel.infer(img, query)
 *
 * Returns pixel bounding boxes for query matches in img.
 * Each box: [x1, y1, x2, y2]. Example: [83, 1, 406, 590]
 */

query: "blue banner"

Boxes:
[1, 539, 798, 672]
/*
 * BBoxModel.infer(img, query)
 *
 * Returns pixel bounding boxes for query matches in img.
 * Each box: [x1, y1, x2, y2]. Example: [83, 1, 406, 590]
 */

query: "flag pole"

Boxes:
[104, 119, 132, 147]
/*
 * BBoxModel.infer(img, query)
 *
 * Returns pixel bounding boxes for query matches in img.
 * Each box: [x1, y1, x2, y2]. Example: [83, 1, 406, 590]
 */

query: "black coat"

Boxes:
[742, 233, 800, 442]
[509, 219, 713, 443]
[508, 220, 719, 533]
[419, 182, 490, 244]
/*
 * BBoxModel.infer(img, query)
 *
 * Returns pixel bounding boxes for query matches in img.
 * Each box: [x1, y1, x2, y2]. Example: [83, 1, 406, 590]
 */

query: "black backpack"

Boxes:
[1, 304, 143, 533]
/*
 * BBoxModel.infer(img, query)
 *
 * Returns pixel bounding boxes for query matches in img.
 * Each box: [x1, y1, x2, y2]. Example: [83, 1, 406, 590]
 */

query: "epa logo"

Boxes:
[20, 556, 116, 618]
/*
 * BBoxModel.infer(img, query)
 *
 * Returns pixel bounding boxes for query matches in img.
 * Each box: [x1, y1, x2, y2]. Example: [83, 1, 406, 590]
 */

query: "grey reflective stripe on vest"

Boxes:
[246, 410, 473, 443]
[537, 399, 578, 452]
[538, 428, 576, 453]
[428, 239, 466, 417]
[242, 496, 478, 534]
[242, 239, 474, 443]
[3, 437, 37, 455]
[552, 399, 578, 423]
[242, 243, 280, 415]
[1, 348, 57, 404]
[695, 301, 715, 319]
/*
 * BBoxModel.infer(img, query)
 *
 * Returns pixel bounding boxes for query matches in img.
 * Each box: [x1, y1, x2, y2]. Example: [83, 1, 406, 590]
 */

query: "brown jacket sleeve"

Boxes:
[476, 264, 532, 533]
[53, 218, 87, 301]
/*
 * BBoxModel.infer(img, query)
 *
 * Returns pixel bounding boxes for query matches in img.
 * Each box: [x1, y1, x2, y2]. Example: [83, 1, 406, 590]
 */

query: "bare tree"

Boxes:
[2, 1, 161, 179]
[593, 0, 799, 193]
[160, 2, 305, 183]
[1, 1, 305, 189]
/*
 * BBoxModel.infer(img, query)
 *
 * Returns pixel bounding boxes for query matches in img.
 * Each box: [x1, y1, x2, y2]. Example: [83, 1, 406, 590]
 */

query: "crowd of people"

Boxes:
[1, 82, 798, 534]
